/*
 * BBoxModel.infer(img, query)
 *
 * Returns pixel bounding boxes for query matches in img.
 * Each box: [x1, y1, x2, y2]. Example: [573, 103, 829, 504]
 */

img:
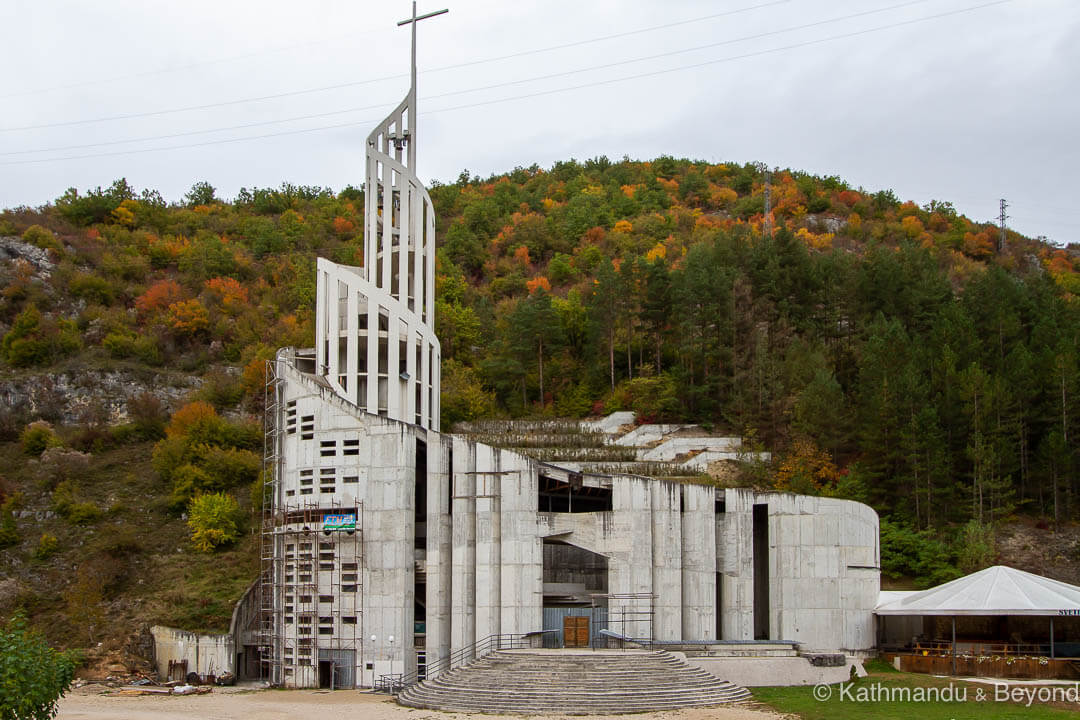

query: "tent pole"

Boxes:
[1050, 617, 1055, 660]
[951, 616, 957, 676]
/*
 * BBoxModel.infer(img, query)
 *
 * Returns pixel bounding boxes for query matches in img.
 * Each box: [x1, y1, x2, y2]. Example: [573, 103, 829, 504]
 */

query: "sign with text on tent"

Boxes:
[323, 514, 356, 532]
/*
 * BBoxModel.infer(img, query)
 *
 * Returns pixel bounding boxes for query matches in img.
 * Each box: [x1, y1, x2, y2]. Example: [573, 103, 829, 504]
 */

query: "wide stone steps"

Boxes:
[397, 650, 750, 714]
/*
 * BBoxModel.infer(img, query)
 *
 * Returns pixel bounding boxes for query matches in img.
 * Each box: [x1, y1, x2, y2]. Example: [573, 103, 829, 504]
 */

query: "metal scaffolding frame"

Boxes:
[592, 593, 656, 643]
[259, 358, 365, 687]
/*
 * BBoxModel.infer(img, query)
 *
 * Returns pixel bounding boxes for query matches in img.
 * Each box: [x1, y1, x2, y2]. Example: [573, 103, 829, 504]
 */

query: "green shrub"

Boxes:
[2, 306, 50, 367]
[195, 370, 245, 409]
[51, 481, 102, 525]
[1, 306, 81, 368]
[32, 534, 58, 561]
[0, 612, 77, 720]
[103, 331, 162, 365]
[955, 519, 996, 573]
[21, 224, 62, 252]
[0, 502, 18, 549]
[604, 370, 680, 422]
[126, 392, 167, 440]
[168, 464, 215, 512]
[199, 445, 260, 487]
[187, 492, 243, 552]
[69, 272, 115, 305]
[102, 330, 136, 358]
[20, 421, 62, 457]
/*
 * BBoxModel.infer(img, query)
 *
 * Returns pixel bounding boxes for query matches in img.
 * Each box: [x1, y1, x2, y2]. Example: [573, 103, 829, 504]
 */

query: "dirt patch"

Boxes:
[58, 687, 784, 720]
[996, 519, 1080, 585]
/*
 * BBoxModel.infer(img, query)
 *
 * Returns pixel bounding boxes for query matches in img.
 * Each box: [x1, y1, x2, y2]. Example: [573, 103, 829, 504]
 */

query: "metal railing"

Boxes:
[592, 629, 653, 650]
[376, 633, 539, 694]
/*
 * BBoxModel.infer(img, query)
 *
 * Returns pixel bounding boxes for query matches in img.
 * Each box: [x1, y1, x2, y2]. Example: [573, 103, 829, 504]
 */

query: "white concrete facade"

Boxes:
[266, 372, 883, 688]
[264, 9, 880, 688]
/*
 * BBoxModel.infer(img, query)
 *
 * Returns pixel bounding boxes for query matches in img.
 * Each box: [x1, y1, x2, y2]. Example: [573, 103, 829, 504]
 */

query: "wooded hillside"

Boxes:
[1, 156, 1078, 591]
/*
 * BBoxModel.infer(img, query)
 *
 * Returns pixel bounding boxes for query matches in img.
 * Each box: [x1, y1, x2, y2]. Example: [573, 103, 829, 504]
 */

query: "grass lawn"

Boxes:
[752, 661, 1080, 719]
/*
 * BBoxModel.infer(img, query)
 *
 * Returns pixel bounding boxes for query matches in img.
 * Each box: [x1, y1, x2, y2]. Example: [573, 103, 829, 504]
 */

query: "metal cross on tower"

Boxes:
[398, 2, 449, 94]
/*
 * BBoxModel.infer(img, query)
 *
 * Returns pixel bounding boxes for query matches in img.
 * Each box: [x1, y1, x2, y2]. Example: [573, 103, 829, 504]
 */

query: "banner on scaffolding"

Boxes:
[323, 513, 357, 532]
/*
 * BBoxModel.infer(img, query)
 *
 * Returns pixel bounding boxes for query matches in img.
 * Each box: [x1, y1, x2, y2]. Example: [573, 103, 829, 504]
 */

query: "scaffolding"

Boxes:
[260, 358, 365, 688]
[593, 593, 656, 643]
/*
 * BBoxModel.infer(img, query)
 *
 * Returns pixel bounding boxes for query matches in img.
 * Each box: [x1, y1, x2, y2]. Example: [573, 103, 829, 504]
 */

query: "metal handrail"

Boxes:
[377, 633, 534, 694]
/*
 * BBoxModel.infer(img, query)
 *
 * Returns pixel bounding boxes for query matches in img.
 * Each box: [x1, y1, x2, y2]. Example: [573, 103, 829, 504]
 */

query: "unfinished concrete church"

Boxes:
[257, 7, 880, 691]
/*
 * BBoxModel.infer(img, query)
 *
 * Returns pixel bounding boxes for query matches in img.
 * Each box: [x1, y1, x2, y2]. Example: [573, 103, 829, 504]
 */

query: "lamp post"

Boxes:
[370, 634, 377, 687]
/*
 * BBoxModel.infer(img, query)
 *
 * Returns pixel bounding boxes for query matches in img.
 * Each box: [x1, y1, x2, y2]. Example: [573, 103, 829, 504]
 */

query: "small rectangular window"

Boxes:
[319, 595, 333, 603]
[286, 402, 297, 435]
[343, 475, 359, 484]
[343, 616, 357, 625]
[343, 584, 357, 593]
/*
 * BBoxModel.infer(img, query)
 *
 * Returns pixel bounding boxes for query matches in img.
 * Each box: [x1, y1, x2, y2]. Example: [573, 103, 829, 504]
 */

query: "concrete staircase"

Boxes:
[396, 649, 751, 714]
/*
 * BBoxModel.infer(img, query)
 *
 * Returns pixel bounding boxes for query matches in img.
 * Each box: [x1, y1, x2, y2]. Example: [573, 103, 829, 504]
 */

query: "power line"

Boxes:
[0, 0, 791, 134]
[0, 0, 942, 156]
[0, 26, 382, 101]
[423, 0, 939, 102]
[422, 1, 1011, 115]
[0, 0, 1011, 167]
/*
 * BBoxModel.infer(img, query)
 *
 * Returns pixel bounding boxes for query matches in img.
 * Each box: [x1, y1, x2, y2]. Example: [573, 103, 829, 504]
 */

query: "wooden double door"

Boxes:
[564, 616, 590, 648]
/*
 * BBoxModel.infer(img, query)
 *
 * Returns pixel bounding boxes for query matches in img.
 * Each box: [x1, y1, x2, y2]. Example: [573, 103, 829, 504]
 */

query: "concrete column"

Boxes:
[650, 482, 682, 641]
[474, 443, 501, 641]
[387, 312, 401, 418]
[450, 437, 476, 652]
[718, 490, 754, 640]
[425, 432, 453, 672]
[419, 332, 430, 427]
[499, 450, 542, 637]
[609, 477, 653, 640]
[362, 424, 415, 682]
[681, 484, 717, 641]
[327, 276, 340, 385]
[366, 304, 379, 412]
[345, 285, 359, 405]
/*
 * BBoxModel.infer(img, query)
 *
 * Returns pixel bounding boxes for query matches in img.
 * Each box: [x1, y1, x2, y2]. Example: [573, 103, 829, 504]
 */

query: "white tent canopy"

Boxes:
[875, 565, 1080, 617]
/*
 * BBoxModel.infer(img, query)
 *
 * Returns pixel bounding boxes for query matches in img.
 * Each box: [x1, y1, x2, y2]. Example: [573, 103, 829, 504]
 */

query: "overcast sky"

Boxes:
[1, 0, 1077, 245]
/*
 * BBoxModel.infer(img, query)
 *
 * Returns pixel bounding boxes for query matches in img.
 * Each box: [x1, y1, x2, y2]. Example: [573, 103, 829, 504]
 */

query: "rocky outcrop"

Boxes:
[0, 236, 55, 278]
[0, 369, 202, 425]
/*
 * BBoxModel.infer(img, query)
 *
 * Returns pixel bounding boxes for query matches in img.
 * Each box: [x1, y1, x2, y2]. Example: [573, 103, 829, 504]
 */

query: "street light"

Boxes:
[369, 635, 377, 687]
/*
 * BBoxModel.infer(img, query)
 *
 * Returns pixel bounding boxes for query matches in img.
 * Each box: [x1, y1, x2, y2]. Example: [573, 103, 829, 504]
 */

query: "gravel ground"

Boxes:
[57, 685, 785, 720]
